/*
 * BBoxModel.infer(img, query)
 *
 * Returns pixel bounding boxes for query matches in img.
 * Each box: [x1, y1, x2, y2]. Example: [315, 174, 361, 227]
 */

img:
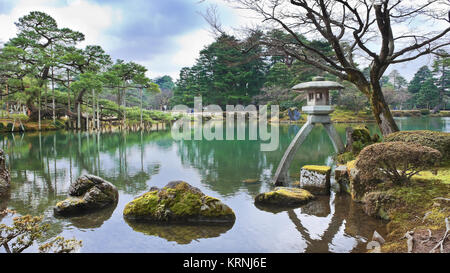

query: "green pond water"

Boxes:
[0, 117, 448, 253]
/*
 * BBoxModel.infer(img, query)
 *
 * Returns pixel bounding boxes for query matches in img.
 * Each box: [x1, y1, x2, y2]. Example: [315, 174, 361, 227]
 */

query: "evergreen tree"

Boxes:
[408, 66, 433, 108]
[416, 78, 439, 109]
[431, 50, 450, 111]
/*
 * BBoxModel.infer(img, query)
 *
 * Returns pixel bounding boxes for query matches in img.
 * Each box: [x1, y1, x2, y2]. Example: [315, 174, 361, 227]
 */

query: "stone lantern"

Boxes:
[272, 76, 345, 186]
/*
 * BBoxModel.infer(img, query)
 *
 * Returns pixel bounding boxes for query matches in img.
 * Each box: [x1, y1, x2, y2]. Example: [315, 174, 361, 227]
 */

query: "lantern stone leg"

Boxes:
[272, 121, 314, 186]
[323, 123, 345, 154]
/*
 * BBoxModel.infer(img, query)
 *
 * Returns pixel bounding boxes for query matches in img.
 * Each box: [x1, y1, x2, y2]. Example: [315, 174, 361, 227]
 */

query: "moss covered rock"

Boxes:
[346, 126, 379, 154]
[54, 174, 119, 216]
[0, 149, 10, 197]
[384, 130, 450, 162]
[123, 181, 235, 224]
[254, 187, 315, 206]
[362, 191, 393, 221]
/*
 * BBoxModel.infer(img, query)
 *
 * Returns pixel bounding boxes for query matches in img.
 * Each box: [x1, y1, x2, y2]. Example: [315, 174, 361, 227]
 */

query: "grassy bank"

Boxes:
[392, 110, 450, 117]
[0, 118, 65, 132]
[378, 164, 450, 252]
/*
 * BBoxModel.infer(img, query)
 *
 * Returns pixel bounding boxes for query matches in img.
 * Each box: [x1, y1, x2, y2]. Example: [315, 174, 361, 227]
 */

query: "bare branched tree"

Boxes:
[211, 0, 450, 135]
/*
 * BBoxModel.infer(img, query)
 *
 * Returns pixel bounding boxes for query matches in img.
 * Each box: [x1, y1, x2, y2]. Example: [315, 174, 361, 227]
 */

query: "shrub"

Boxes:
[384, 130, 450, 162]
[356, 142, 442, 185]
[0, 209, 82, 253]
[420, 109, 430, 115]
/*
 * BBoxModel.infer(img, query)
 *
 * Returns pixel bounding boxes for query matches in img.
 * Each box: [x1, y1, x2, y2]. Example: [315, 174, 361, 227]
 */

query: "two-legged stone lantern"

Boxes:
[272, 76, 345, 186]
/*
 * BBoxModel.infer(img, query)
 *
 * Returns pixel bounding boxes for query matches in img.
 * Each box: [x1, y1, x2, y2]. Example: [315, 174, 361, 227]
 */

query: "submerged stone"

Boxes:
[254, 187, 315, 206]
[300, 165, 331, 195]
[54, 174, 119, 216]
[123, 181, 235, 224]
[242, 179, 260, 184]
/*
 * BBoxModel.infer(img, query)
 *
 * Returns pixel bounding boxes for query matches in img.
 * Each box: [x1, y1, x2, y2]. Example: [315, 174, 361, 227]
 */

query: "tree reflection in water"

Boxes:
[0, 118, 423, 252]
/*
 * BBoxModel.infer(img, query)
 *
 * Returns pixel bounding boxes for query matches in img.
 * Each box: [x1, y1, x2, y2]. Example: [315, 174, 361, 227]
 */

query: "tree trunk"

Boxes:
[369, 82, 399, 136]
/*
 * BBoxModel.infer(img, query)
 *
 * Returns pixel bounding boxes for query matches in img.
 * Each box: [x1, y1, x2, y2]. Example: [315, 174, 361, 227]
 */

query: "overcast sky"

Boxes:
[0, 0, 442, 81]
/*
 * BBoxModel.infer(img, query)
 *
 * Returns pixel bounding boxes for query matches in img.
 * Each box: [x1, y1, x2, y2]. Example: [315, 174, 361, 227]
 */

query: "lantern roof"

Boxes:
[292, 76, 344, 92]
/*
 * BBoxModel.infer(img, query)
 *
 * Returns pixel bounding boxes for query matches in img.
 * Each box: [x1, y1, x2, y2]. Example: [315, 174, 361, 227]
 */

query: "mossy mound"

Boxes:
[347, 126, 380, 154]
[337, 126, 380, 165]
[123, 181, 235, 224]
[254, 187, 315, 207]
[384, 130, 450, 162]
[54, 174, 119, 216]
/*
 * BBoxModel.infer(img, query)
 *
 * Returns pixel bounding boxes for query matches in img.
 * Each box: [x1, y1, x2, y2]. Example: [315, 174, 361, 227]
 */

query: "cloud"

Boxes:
[144, 28, 215, 79]
[0, 0, 14, 15]
[0, 0, 116, 47]
[89, 0, 206, 62]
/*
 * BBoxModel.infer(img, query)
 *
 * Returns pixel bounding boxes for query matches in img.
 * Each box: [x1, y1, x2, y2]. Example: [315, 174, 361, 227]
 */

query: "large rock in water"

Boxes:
[300, 165, 331, 195]
[123, 181, 235, 224]
[254, 187, 315, 206]
[0, 149, 10, 197]
[54, 174, 119, 216]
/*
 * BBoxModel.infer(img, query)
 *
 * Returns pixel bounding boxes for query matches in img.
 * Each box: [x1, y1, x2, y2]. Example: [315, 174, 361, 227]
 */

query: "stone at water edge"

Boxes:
[0, 149, 10, 197]
[372, 230, 385, 245]
[300, 165, 331, 195]
[54, 174, 119, 216]
[254, 187, 315, 206]
[346, 160, 377, 202]
[335, 165, 350, 194]
[123, 181, 236, 224]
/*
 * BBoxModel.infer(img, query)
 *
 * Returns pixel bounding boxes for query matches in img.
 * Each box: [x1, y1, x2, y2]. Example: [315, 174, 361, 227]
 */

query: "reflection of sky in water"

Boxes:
[1, 117, 446, 253]
[329, 221, 359, 253]
[443, 117, 450, 133]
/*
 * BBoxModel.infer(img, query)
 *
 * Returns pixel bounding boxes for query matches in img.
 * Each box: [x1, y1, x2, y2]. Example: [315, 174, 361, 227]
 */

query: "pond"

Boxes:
[0, 117, 448, 253]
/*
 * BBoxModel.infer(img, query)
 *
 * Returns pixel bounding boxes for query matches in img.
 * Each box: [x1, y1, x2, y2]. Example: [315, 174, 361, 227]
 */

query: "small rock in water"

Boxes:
[300, 165, 331, 195]
[372, 230, 385, 245]
[54, 174, 119, 216]
[254, 187, 315, 206]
